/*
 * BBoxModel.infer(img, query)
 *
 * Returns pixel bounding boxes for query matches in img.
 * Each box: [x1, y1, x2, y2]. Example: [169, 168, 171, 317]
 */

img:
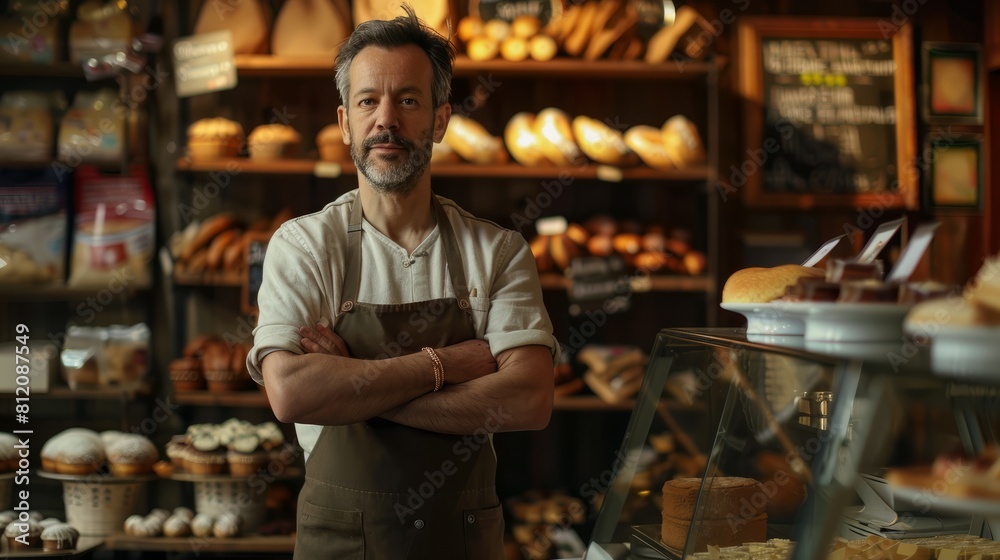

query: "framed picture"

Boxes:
[922, 43, 983, 125]
[924, 134, 983, 211]
[737, 18, 916, 209]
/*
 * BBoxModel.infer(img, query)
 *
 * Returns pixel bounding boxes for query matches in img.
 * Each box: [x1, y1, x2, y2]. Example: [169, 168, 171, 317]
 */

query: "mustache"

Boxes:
[363, 131, 415, 152]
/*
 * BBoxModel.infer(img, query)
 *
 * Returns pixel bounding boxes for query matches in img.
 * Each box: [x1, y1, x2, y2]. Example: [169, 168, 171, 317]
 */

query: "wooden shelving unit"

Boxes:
[39, 382, 154, 400]
[175, 156, 711, 182]
[232, 54, 724, 80]
[0, 62, 87, 78]
[105, 534, 295, 554]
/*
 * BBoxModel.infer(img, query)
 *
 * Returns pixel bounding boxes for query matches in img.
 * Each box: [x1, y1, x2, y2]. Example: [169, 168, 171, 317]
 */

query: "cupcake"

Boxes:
[248, 124, 302, 160]
[316, 124, 349, 162]
[187, 118, 244, 161]
[170, 357, 205, 391]
[5, 518, 41, 550]
[38, 518, 61, 529]
[227, 433, 269, 477]
[40, 523, 79, 551]
[106, 434, 160, 476]
[0, 433, 17, 471]
[185, 433, 226, 474]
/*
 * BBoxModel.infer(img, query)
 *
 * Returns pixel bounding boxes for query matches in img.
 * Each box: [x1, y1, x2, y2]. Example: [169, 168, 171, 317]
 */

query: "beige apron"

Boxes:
[294, 196, 504, 559]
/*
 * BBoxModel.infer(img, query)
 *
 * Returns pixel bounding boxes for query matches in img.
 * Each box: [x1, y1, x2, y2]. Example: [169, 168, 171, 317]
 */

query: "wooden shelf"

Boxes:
[539, 274, 714, 293]
[173, 270, 243, 287]
[105, 534, 294, 554]
[0, 62, 87, 78]
[175, 157, 710, 181]
[232, 54, 722, 79]
[0, 284, 149, 301]
[173, 390, 269, 408]
[34, 382, 154, 400]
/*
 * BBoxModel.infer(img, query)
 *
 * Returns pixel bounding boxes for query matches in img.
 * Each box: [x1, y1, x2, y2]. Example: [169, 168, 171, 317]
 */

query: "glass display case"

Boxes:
[586, 328, 999, 559]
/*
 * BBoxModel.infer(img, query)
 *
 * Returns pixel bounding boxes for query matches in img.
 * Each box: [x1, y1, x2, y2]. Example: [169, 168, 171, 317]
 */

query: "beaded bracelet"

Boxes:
[422, 347, 444, 391]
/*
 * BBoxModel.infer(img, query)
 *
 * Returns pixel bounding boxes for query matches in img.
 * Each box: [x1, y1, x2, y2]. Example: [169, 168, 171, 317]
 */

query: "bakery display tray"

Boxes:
[630, 525, 683, 560]
[35, 471, 159, 483]
[169, 466, 302, 482]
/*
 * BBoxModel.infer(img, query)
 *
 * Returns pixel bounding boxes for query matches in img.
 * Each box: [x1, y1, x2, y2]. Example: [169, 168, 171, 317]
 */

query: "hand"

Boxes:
[299, 322, 349, 357]
[434, 339, 497, 385]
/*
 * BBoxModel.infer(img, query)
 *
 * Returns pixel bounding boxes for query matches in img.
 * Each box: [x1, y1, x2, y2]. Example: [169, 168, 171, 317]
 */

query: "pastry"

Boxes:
[5, 519, 41, 550]
[661, 115, 705, 168]
[187, 118, 244, 161]
[40, 523, 78, 551]
[660, 513, 767, 552]
[163, 515, 191, 538]
[533, 108, 585, 167]
[206, 228, 241, 270]
[825, 259, 884, 282]
[191, 514, 216, 538]
[316, 124, 349, 162]
[170, 357, 204, 392]
[181, 214, 238, 263]
[443, 115, 507, 165]
[430, 140, 461, 164]
[40, 428, 105, 474]
[837, 279, 900, 303]
[528, 34, 557, 62]
[563, 2, 598, 57]
[106, 434, 159, 476]
[500, 36, 529, 62]
[644, 5, 708, 63]
[227, 433, 269, 476]
[185, 433, 226, 474]
[256, 422, 285, 450]
[457, 16, 484, 43]
[572, 116, 637, 166]
[504, 113, 549, 167]
[722, 265, 826, 304]
[624, 125, 675, 170]
[511, 15, 541, 38]
[248, 124, 302, 160]
[213, 513, 241, 538]
[483, 19, 511, 42]
[587, 234, 614, 257]
[584, 2, 637, 62]
[465, 36, 499, 62]
[661, 478, 767, 552]
[38, 518, 61, 529]
[173, 507, 195, 522]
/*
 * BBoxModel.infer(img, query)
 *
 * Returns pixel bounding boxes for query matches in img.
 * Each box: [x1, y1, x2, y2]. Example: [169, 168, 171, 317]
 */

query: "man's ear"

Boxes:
[337, 106, 350, 145]
[432, 103, 451, 143]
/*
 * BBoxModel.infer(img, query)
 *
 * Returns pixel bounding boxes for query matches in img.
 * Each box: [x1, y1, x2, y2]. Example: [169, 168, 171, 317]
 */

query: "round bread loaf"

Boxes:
[106, 434, 159, 476]
[534, 108, 584, 167]
[624, 125, 674, 170]
[661, 477, 766, 520]
[722, 265, 825, 304]
[504, 113, 548, 167]
[572, 116, 637, 166]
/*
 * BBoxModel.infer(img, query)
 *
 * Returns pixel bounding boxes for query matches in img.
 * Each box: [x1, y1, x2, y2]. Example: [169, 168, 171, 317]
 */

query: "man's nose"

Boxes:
[375, 101, 399, 131]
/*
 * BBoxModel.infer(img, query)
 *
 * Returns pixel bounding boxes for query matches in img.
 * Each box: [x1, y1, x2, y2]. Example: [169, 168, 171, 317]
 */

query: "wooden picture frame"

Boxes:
[924, 134, 983, 212]
[922, 42, 984, 125]
[737, 18, 917, 209]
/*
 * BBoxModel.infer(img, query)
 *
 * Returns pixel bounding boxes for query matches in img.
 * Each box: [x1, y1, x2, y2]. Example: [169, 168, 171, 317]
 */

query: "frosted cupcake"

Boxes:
[5, 518, 41, 550]
[40, 523, 79, 551]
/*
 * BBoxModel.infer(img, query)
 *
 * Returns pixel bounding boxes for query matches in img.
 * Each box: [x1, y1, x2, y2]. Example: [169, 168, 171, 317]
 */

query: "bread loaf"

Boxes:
[206, 229, 241, 270]
[443, 115, 507, 165]
[195, 0, 270, 55]
[624, 126, 674, 170]
[572, 116, 637, 166]
[563, 2, 598, 57]
[660, 513, 767, 552]
[504, 113, 549, 167]
[182, 213, 237, 262]
[534, 108, 584, 167]
[722, 265, 825, 304]
[272, 0, 351, 57]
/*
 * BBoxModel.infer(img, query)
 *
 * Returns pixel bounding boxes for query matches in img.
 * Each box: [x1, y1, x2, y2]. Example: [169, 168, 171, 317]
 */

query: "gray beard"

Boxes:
[351, 129, 433, 196]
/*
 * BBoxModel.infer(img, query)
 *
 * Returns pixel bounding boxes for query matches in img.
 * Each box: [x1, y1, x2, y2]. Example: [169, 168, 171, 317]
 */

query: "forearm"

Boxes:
[380, 346, 553, 434]
[262, 350, 435, 425]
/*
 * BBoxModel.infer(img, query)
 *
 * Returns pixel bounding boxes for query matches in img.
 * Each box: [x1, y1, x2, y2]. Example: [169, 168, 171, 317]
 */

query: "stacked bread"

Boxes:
[458, 14, 557, 62]
[661, 477, 767, 552]
[170, 334, 252, 393]
[170, 209, 292, 277]
[578, 345, 646, 404]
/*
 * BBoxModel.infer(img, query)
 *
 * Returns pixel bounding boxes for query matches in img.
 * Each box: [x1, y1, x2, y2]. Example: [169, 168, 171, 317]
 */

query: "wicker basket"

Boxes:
[193, 479, 266, 532]
[62, 480, 146, 536]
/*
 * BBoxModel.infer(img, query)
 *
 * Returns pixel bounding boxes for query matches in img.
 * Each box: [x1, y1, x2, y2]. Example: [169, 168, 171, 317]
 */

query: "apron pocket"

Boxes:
[298, 500, 364, 559]
[463, 503, 504, 560]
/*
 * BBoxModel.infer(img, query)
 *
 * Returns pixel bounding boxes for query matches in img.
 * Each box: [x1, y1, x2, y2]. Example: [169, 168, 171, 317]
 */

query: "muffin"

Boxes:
[0, 433, 16, 471]
[40, 523, 79, 551]
[165, 436, 190, 472]
[202, 342, 248, 392]
[248, 124, 302, 160]
[187, 118, 244, 160]
[185, 433, 226, 475]
[227, 433, 269, 477]
[5, 519, 41, 550]
[170, 357, 205, 392]
[106, 434, 160, 476]
[316, 124, 349, 162]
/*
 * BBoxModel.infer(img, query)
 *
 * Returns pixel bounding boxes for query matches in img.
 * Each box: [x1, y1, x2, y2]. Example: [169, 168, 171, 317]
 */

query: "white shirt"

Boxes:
[248, 190, 557, 457]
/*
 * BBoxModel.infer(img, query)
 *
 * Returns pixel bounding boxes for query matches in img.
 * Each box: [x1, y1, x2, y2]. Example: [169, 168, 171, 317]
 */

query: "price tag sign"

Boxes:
[242, 234, 270, 315]
[173, 31, 237, 98]
[566, 256, 630, 317]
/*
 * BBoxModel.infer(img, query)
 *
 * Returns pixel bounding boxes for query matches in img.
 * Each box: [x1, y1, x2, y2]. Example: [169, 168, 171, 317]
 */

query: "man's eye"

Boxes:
[401, 98, 416, 106]
[359, 99, 375, 106]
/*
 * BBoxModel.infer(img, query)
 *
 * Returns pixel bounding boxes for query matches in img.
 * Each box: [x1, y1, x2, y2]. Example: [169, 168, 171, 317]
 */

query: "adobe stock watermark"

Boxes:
[393, 406, 512, 525]
[878, 0, 929, 39]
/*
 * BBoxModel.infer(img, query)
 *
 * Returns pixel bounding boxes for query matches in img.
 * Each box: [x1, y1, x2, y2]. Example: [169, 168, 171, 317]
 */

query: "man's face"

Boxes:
[338, 44, 449, 196]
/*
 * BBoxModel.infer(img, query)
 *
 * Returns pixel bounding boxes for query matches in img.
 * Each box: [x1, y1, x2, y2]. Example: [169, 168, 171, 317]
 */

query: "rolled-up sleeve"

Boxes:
[247, 224, 325, 384]
[484, 231, 558, 360]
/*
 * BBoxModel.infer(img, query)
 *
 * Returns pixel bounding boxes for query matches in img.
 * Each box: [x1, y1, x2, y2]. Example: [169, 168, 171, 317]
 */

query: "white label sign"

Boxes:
[173, 31, 237, 98]
[801, 234, 846, 267]
[852, 217, 905, 264]
[886, 222, 940, 282]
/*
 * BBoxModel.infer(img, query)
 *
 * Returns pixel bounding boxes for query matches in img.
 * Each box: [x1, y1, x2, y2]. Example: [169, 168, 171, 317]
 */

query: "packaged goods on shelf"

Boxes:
[60, 323, 150, 390]
[58, 89, 125, 165]
[68, 0, 134, 63]
[68, 166, 154, 288]
[0, 91, 65, 163]
[0, 1, 67, 63]
[0, 169, 69, 286]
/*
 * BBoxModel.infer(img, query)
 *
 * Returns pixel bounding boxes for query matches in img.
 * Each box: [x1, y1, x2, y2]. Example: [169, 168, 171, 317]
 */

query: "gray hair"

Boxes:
[335, 4, 455, 110]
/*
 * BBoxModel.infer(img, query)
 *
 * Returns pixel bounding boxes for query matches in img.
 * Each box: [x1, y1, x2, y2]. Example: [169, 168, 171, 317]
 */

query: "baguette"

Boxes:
[186, 248, 209, 273]
[206, 228, 241, 270]
[223, 233, 252, 271]
[585, 2, 637, 61]
[182, 213, 237, 262]
[563, 2, 598, 57]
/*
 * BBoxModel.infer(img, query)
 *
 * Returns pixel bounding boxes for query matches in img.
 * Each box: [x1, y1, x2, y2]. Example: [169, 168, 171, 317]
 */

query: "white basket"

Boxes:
[63, 480, 146, 536]
[193, 480, 266, 532]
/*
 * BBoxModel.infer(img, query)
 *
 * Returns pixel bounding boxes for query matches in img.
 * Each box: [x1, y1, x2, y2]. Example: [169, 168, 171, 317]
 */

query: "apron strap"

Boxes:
[432, 196, 472, 310]
[340, 195, 364, 312]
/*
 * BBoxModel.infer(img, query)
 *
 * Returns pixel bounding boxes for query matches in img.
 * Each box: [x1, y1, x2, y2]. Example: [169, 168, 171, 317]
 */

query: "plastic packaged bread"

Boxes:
[69, 0, 134, 63]
[58, 89, 125, 165]
[272, 0, 352, 57]
[0, 169, 69, 285]
[0, 91, 61, 164]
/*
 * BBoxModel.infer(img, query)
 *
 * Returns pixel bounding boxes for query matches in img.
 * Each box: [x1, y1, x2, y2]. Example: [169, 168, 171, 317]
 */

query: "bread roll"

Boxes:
[722, 265, 825, 304]
[457, 16, 484, 43]
[511, 15, 541, 38]
[587, 234, 614, 257]
[529, 34, 557, 61]
[571, 116, 637, 166]
[430, 140, 461, 164]
[504, 113, 548, 167]
[624, 126, 674, 170]
[483, 19, 511, 42]
[644, 5, 704, 64]
[661, 115, 705, 168]
[530, 235, 554, 273]
[466, 36, 499, 61]
[500, 36, 529, 62]
[443, 115, 507, 165]
[533, 108, 584, 167]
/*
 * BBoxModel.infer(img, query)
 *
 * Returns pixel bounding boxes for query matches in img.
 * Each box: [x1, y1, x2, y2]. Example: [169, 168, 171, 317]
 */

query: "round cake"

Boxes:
[187, 117, 244, 161]
[40, 428, 105, 474]
[106, 434, 159, 476]
[661, 477, 768, 552]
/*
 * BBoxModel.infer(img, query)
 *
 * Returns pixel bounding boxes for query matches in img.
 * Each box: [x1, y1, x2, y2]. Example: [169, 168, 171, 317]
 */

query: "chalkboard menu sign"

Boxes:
[472, 0, 557, 23]
[241, 234, 270, 315]
[737, 18, 916, 209]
